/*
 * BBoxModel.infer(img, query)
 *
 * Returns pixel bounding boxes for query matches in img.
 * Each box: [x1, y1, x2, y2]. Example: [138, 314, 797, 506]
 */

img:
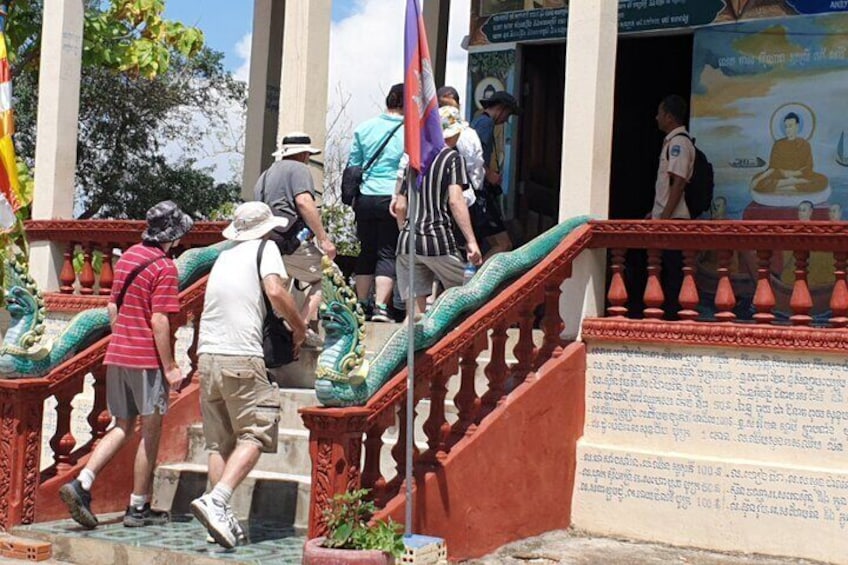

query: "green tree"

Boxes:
[8, 0, 244, 220]
[8, 0, 204, 78]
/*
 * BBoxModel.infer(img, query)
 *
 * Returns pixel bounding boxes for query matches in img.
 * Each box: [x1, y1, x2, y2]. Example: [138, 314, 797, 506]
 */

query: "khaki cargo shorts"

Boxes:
[198, 354, 280, 456]
[396, 252, 465, 299]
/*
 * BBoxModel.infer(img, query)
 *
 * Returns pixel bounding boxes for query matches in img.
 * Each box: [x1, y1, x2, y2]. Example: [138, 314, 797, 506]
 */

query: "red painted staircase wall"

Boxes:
[378, 342, 586, 561]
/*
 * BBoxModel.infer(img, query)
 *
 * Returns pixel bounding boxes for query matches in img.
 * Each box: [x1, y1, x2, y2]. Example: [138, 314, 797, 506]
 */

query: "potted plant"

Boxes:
[303, 488, 405, 565]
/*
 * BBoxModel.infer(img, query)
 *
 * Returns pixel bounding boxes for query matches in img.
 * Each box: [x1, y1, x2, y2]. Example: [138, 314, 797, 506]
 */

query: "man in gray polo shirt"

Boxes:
[254, 132, 336, 345]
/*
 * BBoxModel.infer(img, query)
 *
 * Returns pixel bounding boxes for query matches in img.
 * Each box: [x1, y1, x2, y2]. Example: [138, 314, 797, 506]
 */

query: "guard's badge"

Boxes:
[670, 145, 681, 157]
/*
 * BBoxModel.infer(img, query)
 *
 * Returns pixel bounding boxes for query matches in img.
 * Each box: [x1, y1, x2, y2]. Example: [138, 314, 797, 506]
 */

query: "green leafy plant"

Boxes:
[322, 202, 360, 257]
[72, 249, 104, 275]
[322, 488, 405, 558]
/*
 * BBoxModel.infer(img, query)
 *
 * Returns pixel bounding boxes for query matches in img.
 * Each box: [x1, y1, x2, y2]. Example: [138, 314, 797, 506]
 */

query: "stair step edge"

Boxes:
[157, 462, 311, 484]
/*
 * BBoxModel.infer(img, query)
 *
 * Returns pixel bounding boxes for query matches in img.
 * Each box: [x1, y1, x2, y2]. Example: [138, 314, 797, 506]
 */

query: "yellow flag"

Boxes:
[0, 30, 25, 213]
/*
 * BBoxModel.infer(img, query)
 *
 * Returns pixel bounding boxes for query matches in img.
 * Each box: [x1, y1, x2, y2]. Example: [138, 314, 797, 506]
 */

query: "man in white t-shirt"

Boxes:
[190, 201, 306, 548]
[653, 95, 695, 220]
[652, 94, 695, 318]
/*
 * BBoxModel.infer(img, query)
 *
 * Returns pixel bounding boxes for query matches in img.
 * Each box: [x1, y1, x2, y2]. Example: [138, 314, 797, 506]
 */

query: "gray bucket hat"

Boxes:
[142, 200, 194, 244]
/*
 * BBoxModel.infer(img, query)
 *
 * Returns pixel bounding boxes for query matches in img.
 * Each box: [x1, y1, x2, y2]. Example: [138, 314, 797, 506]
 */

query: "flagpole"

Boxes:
[404, 168, 417, 536]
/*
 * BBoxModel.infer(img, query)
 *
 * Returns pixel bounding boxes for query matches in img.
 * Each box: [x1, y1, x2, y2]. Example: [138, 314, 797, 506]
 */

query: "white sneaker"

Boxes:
[191, 494, 238, 549]
[206, 510, 245, 545]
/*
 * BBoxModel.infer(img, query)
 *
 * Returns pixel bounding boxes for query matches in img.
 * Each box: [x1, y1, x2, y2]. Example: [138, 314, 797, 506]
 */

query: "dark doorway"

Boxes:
[609, 33, 694, 219]
[516, 42, 565, 242]
[609, 33, 694, 316]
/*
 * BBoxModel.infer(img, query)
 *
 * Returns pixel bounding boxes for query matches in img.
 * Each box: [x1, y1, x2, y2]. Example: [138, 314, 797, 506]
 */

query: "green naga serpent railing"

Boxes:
[300, 219, 594, 538]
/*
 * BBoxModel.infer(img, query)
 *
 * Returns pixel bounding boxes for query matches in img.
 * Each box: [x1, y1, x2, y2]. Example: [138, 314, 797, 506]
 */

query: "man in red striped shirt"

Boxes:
[59, 200, 194, 529]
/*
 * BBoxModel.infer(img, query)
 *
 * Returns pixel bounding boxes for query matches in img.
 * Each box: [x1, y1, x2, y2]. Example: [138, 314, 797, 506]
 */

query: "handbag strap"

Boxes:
[115, 255, 164, 312]
[363, 122, 403, 173]
[257, 239, 274, 312]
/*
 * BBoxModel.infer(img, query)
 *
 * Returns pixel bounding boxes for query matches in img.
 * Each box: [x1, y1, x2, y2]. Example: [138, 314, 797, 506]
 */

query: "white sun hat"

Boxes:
[222, 201, 290, 241]
[272, 131, 322, 159]
[439, 105, 466, 139]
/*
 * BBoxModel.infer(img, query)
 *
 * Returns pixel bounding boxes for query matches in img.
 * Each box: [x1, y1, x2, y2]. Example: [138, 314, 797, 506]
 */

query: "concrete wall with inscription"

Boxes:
[573, 342, 848, 563]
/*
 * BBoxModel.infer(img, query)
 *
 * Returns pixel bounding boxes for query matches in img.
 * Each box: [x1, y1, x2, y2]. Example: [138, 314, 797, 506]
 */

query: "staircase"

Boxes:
[151, 321, 535, 531]
[12, 320, 534, 564]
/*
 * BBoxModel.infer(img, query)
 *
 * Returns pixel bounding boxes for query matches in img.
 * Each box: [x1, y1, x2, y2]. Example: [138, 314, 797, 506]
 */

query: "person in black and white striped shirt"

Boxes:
[393, 106, 483, 316]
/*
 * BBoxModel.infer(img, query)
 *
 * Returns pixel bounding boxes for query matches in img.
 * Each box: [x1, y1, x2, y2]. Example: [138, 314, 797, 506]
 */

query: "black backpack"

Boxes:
[668, 132, 714, 218]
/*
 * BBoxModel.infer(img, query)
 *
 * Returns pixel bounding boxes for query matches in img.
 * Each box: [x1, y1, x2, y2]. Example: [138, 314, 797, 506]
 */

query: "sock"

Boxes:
[130, 493, 149, 509]
[78, 469, 96, 491]
[210, 483, 233, 506]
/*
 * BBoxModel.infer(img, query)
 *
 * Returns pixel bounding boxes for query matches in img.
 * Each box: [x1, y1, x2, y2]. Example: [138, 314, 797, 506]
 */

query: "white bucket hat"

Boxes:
[272, 132, 322, 159]
[222, 201, 290, 241]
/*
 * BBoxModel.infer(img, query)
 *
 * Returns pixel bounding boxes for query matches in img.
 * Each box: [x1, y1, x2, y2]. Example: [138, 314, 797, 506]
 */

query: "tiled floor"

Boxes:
[21, 513, 305, 564]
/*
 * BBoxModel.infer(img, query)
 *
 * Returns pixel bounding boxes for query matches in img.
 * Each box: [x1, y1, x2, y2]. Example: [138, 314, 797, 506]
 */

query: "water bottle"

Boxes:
[463, 262, 477, 285]
[296, 227, 311, 243]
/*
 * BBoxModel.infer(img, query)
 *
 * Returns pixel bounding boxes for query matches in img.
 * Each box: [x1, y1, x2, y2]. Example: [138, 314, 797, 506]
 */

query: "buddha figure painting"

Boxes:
[750, 104, 830, 207]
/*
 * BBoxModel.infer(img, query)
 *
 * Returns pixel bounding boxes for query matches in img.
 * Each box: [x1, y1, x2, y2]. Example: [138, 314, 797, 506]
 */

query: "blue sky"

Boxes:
[164, 1, 354, 72]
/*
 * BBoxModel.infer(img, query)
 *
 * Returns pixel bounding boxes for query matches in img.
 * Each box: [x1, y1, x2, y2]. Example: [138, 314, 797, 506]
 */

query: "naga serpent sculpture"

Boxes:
[1, 216, 587, 401]
[0, 241, 234, 378]
[314, 215, 589, 406]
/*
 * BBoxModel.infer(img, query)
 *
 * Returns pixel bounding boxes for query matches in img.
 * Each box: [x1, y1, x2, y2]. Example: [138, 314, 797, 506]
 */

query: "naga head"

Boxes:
[316, 256, 367, 387]
[1, 253, 46, 355]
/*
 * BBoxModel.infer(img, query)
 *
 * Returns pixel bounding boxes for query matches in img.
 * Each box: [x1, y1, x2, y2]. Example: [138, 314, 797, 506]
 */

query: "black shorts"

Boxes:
[354, 195, 399, 278]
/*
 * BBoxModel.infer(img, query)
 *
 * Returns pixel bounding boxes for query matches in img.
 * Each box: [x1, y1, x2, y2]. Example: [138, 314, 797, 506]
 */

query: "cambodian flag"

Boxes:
[404, 0, 444, 181]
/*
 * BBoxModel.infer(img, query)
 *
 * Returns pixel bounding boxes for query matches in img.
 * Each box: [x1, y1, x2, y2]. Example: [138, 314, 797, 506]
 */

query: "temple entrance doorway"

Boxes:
[609, 33, 694, 219]
[515, 41, 566, 243]
[609, 32, 694, 315]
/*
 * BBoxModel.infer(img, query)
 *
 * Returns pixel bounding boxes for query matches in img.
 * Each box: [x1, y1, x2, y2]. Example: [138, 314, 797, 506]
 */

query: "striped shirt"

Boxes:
[397, 147, 469, 257]
[104, 243, 180, 369]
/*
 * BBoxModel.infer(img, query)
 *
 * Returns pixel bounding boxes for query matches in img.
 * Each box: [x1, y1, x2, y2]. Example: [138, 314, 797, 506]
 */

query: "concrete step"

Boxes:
[182, 400, 449, 480]
[276, 387, 320, 428]
[152, 461, 310, 532]
[185, 425, 312, 476]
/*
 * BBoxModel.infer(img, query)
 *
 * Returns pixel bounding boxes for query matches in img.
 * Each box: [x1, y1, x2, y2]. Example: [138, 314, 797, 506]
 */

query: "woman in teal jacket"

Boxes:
[347, 83, 405, 322]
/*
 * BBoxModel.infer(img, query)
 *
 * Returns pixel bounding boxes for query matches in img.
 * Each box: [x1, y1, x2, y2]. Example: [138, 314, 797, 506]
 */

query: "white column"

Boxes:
[558, 0, 618, 335]
[30, 0, 84, 291]
[278, 0, 331, 190]
[423, 0, 451, 89]
[242, 0, 286, 200]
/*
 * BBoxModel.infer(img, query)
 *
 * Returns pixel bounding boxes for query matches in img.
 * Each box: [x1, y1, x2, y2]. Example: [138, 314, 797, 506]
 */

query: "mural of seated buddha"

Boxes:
[750, 112, 829, 204]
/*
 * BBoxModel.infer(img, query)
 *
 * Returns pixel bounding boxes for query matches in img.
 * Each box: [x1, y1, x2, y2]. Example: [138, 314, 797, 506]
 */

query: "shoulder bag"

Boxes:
[341, 122, 403, 206]
[257, 240, 296, 368]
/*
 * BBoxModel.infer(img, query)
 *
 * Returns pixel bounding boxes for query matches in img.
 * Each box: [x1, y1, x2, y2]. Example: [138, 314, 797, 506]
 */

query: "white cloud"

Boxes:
[160, 33, 250, 186]
[327, 0, 471, 147]
[234, 32, 252, 83]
